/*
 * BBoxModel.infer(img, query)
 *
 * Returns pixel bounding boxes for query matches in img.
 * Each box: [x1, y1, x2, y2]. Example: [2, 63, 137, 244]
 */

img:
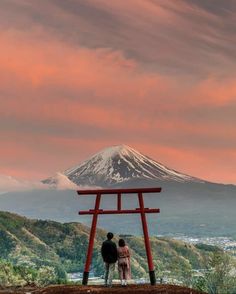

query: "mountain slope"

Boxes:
[0, 211, 221, 281]
[44, 145, 205, 187]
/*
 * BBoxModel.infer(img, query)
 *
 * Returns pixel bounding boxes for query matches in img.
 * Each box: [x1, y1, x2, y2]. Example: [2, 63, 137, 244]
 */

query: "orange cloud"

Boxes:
[0, 27, 236, 184]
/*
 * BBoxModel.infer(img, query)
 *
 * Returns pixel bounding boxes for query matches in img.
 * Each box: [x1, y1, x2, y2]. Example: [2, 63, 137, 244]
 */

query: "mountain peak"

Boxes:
[93, 144, 140, 159]
[60, 145, 204, 187]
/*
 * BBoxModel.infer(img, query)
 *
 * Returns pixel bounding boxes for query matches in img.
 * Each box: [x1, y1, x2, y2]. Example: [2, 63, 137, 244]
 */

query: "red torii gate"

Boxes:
[77, 187, 161, 286]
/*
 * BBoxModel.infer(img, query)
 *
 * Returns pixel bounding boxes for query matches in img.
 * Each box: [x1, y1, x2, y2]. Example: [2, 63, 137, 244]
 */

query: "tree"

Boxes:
[36, 266, 57, 286]
[0, 260, 24, 286]
[193, 252, 236, 294]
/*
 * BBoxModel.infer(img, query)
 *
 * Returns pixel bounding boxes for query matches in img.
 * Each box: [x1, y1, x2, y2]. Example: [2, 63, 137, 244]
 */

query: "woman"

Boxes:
[117, 239, 131, 286]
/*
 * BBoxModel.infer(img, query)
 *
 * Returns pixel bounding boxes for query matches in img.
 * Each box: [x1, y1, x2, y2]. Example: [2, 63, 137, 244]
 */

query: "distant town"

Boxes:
[168, 235, 236, 255]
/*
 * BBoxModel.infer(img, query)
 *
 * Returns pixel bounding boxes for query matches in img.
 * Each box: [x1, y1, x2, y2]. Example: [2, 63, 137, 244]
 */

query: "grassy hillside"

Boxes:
[0, 211, 222, 284]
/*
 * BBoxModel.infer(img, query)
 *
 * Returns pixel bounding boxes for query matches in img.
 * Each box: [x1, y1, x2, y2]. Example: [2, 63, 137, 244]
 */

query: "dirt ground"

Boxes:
[0, 284, 206, 294]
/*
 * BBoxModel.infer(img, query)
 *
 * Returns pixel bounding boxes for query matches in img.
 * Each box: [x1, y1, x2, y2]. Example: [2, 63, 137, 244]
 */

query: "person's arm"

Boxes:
[112, 242, 118, 261]
[101, 242, 106, 260]
[126, 246, 131, 258]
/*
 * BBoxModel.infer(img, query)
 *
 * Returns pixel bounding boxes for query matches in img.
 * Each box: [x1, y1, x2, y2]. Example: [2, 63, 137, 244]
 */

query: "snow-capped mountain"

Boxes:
[44, 145, 205, 187]
[2, 145, 236, 238]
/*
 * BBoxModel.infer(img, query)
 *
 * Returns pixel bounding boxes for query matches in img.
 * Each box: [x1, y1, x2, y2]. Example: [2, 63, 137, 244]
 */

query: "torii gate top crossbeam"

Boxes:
[77, 187, 162, 195]
[77, 187, 161, 215]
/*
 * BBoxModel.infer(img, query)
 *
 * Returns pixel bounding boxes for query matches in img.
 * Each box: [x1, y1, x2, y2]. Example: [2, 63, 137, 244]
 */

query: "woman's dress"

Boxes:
[117, 245, 131, 280]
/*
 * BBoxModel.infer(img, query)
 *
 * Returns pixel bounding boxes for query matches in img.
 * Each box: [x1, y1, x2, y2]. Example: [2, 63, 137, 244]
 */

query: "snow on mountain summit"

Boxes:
[60, 145, 204, 187]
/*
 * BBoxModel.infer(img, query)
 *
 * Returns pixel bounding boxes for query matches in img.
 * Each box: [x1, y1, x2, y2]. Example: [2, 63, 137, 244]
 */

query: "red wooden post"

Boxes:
[82, 193, 101, 285]
[117, 192, 121, 211]
[138, 192, 156, 285]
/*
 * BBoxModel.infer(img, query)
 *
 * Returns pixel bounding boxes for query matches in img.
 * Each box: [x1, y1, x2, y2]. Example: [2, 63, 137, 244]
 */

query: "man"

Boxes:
[101, 232, 118, 287]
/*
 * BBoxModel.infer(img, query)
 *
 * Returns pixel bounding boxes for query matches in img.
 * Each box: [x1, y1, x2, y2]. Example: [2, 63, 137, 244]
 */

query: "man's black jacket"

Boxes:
[101, 239, 118, 263]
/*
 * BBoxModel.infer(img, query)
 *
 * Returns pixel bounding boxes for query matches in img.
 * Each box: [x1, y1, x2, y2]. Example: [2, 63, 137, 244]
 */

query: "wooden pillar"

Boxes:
[138, 192, 156, 285]
[82, 193, 101, 285]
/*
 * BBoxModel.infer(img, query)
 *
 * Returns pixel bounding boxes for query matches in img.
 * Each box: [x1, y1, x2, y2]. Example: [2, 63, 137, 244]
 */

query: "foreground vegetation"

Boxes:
[0, 211, 235, 293]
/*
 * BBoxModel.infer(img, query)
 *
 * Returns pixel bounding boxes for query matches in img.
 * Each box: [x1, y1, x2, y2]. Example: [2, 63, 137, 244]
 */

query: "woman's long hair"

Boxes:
[118, 238, 126, 247]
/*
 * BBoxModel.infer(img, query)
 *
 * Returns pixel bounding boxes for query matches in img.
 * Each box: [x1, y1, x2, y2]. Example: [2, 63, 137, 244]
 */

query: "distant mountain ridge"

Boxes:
[44, 145, 205, 187]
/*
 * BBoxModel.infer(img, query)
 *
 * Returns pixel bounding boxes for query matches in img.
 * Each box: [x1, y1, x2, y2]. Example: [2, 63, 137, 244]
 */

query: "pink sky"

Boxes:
[0, 0, 236, 184]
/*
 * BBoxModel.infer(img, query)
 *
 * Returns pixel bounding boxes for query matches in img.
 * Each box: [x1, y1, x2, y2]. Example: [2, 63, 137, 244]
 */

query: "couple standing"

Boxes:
[101, 232, 131, 287]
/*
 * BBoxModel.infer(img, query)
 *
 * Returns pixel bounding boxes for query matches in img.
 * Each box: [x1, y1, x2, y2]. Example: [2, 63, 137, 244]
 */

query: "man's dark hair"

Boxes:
[118, 239, 126, 247]
[107, 232, 114, 240]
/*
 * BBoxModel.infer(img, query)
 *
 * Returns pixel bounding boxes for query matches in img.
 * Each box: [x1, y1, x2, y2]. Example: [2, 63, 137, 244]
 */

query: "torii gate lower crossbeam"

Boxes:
[77, 187, 161, 286]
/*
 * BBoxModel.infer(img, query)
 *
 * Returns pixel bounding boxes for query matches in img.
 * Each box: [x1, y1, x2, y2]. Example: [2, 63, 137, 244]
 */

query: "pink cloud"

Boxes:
[0, 27, 235, 184]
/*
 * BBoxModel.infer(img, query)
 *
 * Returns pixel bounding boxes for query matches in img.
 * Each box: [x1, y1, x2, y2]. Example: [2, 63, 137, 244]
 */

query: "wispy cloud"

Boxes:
[1, 0, 235, 76]
[0, 174, 48, 194]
